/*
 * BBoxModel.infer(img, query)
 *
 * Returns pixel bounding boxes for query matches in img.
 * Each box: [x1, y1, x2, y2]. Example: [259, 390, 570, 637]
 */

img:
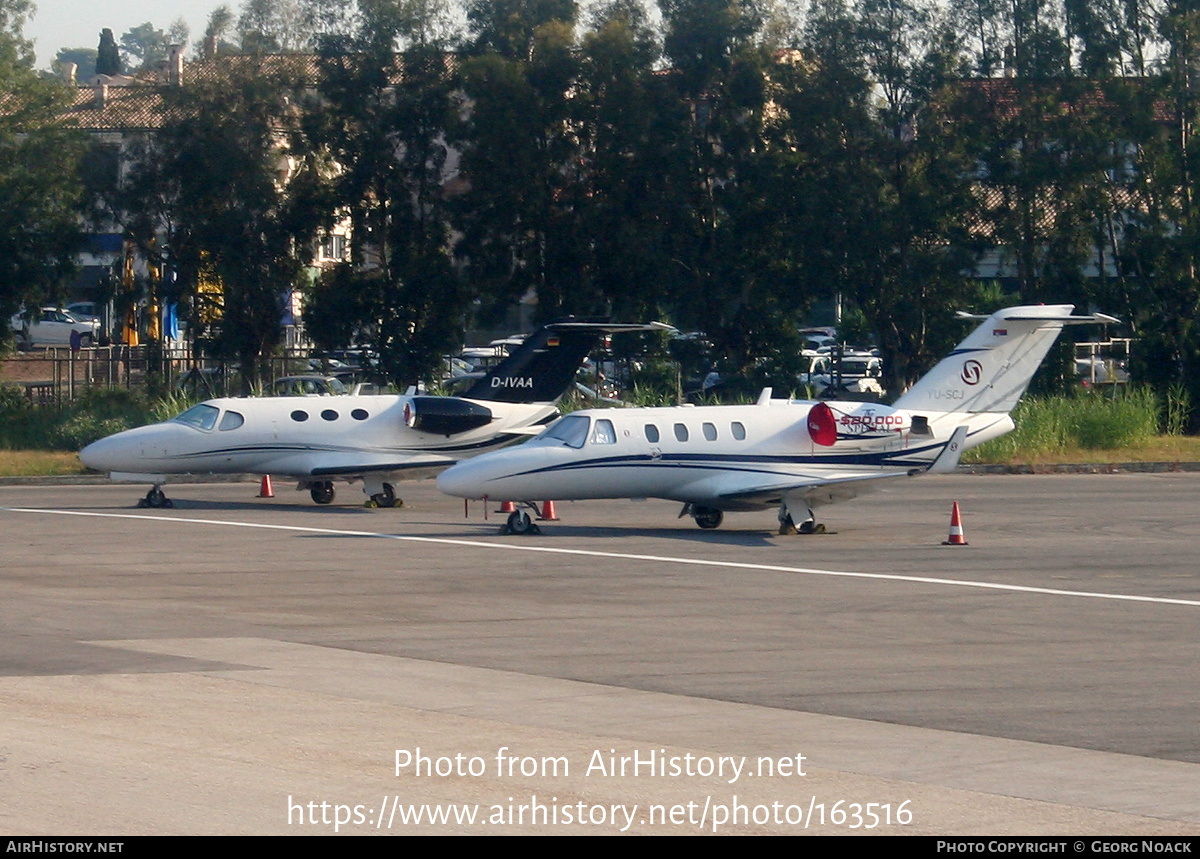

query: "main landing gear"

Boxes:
[309, 480, 335, 505]
[778, 503, 824, 535]
[137, 485, 173, 509]
[369, 483, 401, 509]
[676, 501, 828, 534]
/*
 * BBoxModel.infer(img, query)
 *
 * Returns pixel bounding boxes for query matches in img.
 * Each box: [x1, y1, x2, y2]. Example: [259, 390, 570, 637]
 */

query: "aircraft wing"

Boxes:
[715, 470, 917, 508]
[262, 450, 460, 477]
[716, 426, 972, 508]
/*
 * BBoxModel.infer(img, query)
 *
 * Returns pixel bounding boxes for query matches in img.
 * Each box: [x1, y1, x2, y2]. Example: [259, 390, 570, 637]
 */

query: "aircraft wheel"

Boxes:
[506, 509, 538, 535]
[693, 507, 723, 530]
[372, 483, 399, 508]
[779, 514, 798, 535]
[144, 487, 167, 509]
[310, 481, 335, 505]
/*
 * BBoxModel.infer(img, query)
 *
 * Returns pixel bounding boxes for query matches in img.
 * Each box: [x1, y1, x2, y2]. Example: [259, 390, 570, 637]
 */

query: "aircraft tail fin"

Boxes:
[463, 321, 672, 404]
[893, 305, 1116, 415]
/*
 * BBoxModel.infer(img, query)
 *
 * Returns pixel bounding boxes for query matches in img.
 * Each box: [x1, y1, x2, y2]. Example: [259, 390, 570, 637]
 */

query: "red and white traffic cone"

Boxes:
[499, 500, 516, 513]
[258, 474, 275, 498]
[538, 500, 559, 521]
[942, 501, 968, 545]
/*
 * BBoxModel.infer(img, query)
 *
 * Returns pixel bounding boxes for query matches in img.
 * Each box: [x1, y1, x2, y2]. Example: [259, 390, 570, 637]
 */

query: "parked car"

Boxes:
[802, 353, 885, 397]
[65, 302, 101, 324]
[10, 307, 101, 349]
[271, 375, 350, 396]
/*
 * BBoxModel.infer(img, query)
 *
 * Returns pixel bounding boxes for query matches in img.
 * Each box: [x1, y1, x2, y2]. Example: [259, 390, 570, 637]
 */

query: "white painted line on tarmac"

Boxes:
[5, 506, 1200, 608]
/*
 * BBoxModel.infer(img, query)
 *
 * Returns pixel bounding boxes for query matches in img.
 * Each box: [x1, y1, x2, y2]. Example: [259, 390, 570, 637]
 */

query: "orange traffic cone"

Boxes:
[258, 474, 275, 498]
[942, 501, 968, 545]
[500, 500, 516, 513]
[538, 500, 559, 521]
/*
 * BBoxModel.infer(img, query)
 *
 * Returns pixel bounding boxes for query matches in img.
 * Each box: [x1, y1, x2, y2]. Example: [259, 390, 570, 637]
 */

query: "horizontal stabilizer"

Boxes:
[896, 305, 1112, 415]
[924, 425, 969, 474]
[956, 310, 1120, 325]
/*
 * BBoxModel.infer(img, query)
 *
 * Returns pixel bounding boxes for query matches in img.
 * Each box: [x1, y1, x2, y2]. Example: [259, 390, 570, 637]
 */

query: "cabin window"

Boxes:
[218, 410, 244, 431]
[644, 424, 660, 443]
[731, 421, 746, 440]
[702, 422, 717, 441]
[290, 410, 309, 422]
[537, 414, 589, 449]
[590, 419, 616, 445]
[321, 409, 339, 422]
[674, 423, 689, 442]
[351, 409, 369, 421]
[172, 403, 219, 431]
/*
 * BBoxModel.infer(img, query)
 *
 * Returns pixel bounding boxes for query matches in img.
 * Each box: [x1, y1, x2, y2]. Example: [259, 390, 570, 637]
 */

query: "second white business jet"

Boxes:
[80, 321, 668, 508]
[436, 305, 1115, 533]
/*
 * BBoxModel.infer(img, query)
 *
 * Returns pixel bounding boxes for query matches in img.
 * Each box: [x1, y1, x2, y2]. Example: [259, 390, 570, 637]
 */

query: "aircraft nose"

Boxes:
[436, 460, 484, 498]
[79, 434, 121, 471]
[79, 423, 161, 472]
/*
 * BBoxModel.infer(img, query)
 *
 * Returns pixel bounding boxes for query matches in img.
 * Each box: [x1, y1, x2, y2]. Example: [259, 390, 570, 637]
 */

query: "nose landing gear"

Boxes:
[502, 504, 541, 535]
[137, 486, 173, 509]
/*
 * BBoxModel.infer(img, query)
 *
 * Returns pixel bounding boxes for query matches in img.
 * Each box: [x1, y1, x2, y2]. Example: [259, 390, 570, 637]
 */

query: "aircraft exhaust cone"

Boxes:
[807, 402, 837, 446]
[258, 474, 274, 498]
[942, 501, 968, 545]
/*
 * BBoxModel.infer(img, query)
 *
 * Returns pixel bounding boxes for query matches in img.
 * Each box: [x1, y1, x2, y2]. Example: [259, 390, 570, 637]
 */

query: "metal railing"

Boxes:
[1, 343, 329, 404]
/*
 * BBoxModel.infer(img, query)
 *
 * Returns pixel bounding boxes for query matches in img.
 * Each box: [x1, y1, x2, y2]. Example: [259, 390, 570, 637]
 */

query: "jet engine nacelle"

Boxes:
[807, 401, 914, 447]
[403, 397, 494, 436]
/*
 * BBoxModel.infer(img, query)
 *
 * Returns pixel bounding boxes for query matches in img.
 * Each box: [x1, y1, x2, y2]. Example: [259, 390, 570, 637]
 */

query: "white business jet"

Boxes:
[80, 321, 668, 508]
[436, 305, 1115, 534]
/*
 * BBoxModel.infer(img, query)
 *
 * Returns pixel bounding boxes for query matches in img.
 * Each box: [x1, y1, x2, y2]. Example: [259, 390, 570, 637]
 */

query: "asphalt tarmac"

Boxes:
[1, 473, 1199, 835]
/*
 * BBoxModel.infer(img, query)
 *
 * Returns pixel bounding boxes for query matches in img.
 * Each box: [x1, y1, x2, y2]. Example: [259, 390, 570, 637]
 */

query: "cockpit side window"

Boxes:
[218, 410, 244, 431]
[590, 419, 616, 444]
[537, 414, 590, 449]
[172, 403, 219, 431]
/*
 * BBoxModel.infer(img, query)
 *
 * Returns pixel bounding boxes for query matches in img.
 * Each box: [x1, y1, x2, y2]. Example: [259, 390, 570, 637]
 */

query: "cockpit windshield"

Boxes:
[172, 403, 220, 431]
[532, 414, 590, 449]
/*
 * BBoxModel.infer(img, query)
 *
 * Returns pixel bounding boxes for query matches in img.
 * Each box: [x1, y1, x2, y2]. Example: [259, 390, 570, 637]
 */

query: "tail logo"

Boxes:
[961, 360, 983, 386]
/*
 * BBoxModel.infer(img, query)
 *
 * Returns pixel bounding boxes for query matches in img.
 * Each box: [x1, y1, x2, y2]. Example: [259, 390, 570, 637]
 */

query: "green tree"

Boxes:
[238, 0, 313, 53]
[115, 60, 325, 389]
[96, 27, 120, 75]
[1112, 0, 1200, 423]
[0, 4, 84, 330]
[574, 0, 684, 323]
[120, 22, 168, 71]
[466, 0, 578, 58]
[303, 0, 465, 386]
[651, 0, 816, 375]
[454, 0, 587, 324]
